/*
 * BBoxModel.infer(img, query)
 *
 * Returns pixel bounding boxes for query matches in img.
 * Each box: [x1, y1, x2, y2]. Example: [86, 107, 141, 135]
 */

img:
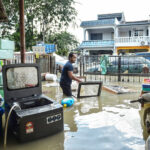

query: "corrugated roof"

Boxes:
[80, 19, 115, 27]
[79, 40, 114, 48]
[0, 0, 8, 22]
[98, 13, 123, 21]
[118, 20, 150, 26]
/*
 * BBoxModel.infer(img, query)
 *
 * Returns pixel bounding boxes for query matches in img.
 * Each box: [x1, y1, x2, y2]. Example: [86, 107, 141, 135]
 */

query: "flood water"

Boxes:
[0, 81, 147, 150]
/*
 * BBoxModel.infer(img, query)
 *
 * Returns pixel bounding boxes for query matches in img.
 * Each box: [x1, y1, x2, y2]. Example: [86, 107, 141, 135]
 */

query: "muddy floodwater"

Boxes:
[0, 81, 147, 150]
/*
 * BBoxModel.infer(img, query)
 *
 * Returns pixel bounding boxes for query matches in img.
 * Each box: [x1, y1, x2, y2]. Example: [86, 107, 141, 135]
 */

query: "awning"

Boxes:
[0, 0, 8, 22]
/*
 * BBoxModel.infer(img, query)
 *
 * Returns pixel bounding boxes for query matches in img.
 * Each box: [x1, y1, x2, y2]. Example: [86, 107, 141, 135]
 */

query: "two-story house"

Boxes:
[78, 12, 150, 55]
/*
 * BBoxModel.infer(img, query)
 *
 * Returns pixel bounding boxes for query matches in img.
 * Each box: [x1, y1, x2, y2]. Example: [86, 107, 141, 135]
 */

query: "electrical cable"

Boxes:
[4, 103, 21, 149]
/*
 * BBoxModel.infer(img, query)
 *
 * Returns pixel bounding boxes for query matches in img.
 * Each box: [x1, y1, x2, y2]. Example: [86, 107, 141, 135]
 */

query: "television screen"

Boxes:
[6, 67, 38, 90]
[77, 81, 102, 98]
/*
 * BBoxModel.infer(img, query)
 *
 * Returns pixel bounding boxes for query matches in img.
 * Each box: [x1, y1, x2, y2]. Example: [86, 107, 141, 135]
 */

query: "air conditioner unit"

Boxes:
[141, 41, 145, 46]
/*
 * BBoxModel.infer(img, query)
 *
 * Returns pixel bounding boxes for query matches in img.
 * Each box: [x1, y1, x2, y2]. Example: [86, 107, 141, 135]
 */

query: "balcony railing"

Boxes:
[79, 40, 114, 48]
[115, 36, 150, 46]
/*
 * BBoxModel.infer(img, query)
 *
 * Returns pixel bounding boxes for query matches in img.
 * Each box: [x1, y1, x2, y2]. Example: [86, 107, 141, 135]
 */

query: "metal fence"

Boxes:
[5, 52, 56, 74]
[79, 55, 150, 82]
[13, 52, 35, 63]
[36, 55, 56, 74]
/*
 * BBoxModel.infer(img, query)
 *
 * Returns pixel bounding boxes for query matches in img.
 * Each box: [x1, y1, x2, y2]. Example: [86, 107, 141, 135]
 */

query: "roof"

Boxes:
[98, 13, 123, 21]
[0, 0, 8, 22]
[80, 19, 115, 28]
[79, 40, 114, 48]
[118, 20, 150, 26]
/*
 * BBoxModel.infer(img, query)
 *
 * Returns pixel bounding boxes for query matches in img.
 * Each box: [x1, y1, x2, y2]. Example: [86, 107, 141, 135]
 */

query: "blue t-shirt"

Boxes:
[60, 61, 73, 85]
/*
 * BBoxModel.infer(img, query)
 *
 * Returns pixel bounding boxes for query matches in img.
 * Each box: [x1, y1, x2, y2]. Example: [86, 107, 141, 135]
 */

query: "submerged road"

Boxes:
[0, 81, 146, 150]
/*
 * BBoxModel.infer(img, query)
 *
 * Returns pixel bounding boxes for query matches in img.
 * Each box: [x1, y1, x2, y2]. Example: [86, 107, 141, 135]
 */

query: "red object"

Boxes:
[26, 122, 34, 134]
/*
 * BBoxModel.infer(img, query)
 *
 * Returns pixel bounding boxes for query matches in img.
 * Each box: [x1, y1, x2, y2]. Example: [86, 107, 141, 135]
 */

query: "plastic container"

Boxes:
[0, 49, 14, 59]
[142, 84, 150, 92]
[0, 73, 2, 86]
[45, 73, 57, 81]
[61, 98, 74, 107]
[0, 95, 4, 108]
[0, 39, 15, 50]
[0, 86, 4, 97]
[0, 96, 4, 136]
[144, 79, 150, 84]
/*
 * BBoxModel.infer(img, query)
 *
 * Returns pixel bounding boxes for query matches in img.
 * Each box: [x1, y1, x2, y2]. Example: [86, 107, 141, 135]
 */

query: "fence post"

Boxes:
[118, 56, 121, 82]
[50, 55, 55, 74]
[50, 55, 52, 73]
[80, 56, 82, 76]
[49, 55, 51, 73]
[83, 56, 85, 77]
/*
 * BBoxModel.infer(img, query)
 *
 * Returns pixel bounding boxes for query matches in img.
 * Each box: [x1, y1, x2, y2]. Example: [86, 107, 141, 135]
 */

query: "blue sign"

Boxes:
[43, 44, 56, 54]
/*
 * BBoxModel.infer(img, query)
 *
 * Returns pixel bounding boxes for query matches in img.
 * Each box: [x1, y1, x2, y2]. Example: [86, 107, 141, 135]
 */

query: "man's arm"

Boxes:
[68, 71, 82, 83]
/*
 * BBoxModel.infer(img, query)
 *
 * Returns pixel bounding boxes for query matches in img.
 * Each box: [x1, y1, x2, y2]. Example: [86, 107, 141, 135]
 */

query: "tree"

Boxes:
[0, 0, 77, 51]
[48, 31, 79, 56]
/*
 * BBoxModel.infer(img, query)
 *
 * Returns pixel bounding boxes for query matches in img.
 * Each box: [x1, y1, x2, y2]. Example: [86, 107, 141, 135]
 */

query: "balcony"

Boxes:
[79, 40, 114, 48]
[115, 36, 150, 47]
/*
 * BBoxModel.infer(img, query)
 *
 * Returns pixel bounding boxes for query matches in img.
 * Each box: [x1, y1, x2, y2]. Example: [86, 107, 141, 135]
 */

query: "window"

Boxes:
[91, 33, 103, 40]
[134, 30, 143, 36]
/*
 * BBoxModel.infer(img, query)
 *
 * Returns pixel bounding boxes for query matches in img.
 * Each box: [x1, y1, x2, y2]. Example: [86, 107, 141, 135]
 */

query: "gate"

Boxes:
[79, 55, 150, 83]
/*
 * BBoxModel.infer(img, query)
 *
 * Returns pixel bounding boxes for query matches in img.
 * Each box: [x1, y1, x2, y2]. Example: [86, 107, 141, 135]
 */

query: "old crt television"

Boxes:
[2, 63, 63, 142]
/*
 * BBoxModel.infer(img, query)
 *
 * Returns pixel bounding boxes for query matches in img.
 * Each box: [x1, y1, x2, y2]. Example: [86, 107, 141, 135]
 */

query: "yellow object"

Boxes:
[35, 53, 39, 59]
[139, 103, 150, 126]
[63, 104, 67, 108]
[117, 46, 149, 50]
[0, 60, 3, 66]
[116, 46, 150, 55]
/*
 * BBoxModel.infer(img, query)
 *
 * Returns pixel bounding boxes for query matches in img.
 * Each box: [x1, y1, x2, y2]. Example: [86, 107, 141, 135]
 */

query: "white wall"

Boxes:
[103, 32, 112, 40]
[118, 27, 148, 37]
[119, 31, 129, 37]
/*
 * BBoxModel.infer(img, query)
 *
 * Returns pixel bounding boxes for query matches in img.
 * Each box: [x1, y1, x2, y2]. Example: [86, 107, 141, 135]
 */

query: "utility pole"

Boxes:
[43, 22, 45, 43]
[19, 0, 26, 63]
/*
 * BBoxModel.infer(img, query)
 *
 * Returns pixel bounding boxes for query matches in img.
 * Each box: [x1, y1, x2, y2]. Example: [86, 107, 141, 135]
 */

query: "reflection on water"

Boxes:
[77, 97, 102, 115]
[0, 81, 146, 150]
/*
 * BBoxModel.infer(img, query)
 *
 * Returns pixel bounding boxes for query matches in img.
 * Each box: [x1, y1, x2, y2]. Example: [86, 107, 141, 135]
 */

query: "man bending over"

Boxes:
[60, 52, 81, 96]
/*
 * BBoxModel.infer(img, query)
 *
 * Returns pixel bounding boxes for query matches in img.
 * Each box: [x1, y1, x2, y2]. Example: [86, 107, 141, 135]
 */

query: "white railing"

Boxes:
[115, 36, 150, 44]
[10, 52, 35, 64]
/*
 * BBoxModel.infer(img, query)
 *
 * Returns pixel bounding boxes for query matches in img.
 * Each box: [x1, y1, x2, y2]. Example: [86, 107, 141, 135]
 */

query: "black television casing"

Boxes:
[2, 63, 63, 142]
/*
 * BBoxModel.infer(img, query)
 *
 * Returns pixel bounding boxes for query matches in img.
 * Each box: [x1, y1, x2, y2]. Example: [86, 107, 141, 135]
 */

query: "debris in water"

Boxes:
[102, 85, 136, 94]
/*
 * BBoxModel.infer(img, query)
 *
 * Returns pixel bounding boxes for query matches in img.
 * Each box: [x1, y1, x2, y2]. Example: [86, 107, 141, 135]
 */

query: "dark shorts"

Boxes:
[60, 83, 72, 96]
